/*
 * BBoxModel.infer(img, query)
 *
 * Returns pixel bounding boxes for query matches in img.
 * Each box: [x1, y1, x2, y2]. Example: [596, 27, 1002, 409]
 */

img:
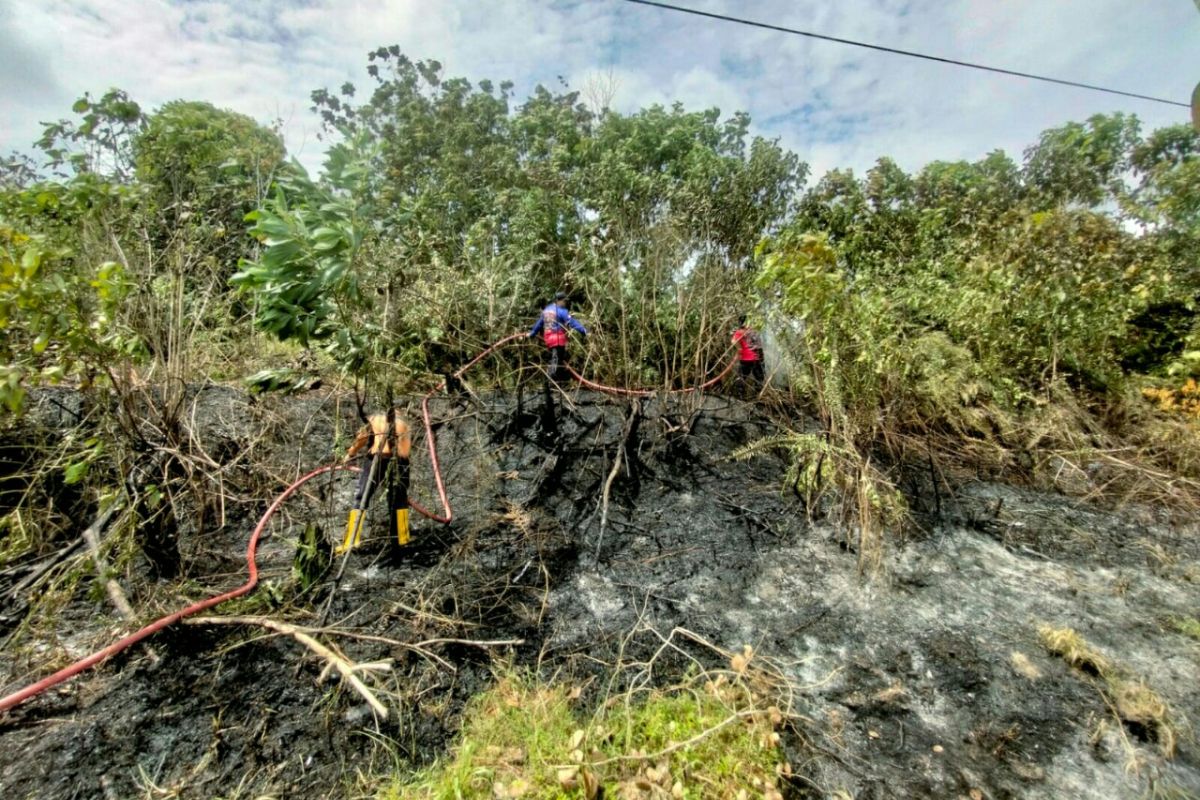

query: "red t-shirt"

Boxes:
[732, 328, 762, 362]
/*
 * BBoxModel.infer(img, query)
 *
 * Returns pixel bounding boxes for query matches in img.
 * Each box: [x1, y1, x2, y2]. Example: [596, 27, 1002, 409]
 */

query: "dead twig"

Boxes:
[186, 615, 392, 719]
[79, 502, 136, 622]
[565, 708, 768, 768]
[597, 399, 641, 560]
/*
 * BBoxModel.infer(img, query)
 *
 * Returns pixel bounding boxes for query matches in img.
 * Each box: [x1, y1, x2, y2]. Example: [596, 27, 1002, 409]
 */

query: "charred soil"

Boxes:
[1, 384, 1198, 798]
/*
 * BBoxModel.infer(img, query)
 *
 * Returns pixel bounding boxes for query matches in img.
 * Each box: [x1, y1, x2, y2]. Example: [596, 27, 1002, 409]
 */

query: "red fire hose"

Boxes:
[411, 332, 736, 522]
[1, 333, 736, 713]
[411, 332, 528, 524]
[0, 463, 352, 714]
[563, 356, 736, 398]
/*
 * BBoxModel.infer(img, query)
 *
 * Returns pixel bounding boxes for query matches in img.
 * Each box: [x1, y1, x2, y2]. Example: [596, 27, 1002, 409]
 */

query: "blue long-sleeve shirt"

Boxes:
[529, 304, 587, 338]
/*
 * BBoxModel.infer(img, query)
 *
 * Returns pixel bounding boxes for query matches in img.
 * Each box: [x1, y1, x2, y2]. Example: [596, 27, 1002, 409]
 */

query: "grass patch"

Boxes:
[383, 671, 789, 799]
[1038, 626, 1111, 677]
[1170, 616, 1200, 642]
[0, 508, 37, 567]
[188, 323, 312, 384]
[1038, 625, 1179, 758]
[733, 431, 907, 576]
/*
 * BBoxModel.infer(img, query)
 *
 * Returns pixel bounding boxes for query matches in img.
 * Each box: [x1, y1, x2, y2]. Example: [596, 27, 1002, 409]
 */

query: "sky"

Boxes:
[1, 0, 1197, 182]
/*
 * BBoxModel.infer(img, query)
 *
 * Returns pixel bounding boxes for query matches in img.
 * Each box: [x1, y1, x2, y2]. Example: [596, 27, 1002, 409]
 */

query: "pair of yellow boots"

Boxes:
[337, 508, 409, 555]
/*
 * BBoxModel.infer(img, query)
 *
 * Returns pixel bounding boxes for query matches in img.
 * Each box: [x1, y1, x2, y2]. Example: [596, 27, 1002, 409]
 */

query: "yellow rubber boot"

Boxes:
[395, 508, 410, 546]
[352, 508, 366, 547]
[337, 509, 363, 555]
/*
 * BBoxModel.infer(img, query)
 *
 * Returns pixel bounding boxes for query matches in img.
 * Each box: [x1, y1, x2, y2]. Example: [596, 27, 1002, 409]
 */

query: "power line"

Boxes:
[619, 0, 1190, 109]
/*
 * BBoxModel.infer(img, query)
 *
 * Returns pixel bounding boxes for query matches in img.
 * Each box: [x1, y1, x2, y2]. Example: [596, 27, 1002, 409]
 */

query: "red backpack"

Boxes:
[542, 306, 567, 348]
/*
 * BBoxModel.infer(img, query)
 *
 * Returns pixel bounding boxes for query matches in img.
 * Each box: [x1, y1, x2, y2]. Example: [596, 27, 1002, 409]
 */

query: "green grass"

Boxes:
[188, 326, 312, 385]
[381, 672, 787, 799]
[0, 508, 36, 567]
[1171, 616, 1200, 642]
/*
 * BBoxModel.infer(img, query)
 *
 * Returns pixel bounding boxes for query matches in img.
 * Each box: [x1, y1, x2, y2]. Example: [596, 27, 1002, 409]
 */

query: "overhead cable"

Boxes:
[620, 0, 1190, 109]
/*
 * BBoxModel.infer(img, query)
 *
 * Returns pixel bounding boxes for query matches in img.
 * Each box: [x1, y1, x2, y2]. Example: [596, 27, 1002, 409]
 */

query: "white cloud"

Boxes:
[1, 0, 1196, 182]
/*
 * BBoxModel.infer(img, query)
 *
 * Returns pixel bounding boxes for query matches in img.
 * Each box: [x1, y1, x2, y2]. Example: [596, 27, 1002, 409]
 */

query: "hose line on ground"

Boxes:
[0, 333, 737, 713]
[412, 331, 736, 521]
[0, 463, 353, 714]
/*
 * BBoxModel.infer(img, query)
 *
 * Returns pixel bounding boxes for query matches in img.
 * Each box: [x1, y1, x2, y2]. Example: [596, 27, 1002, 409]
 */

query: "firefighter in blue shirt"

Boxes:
[529, 291, 587, 380]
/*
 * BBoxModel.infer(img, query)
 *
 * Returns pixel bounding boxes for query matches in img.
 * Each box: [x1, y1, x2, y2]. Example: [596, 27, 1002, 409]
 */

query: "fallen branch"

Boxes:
[186, 615, 391, 719]
[413, 636, 525, 649]
[568, 708, 766, 768]
[314, 631, 525, 673]
[598, 446, 622, 551]
[80, 503, 136, 622]
[598, 399, 641, 559]
[1, 540, 85, 601]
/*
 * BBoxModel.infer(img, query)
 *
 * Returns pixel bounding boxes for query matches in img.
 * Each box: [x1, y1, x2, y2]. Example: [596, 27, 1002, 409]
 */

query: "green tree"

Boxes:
[35, 89, 144, 181]
[285, 49, 804, 393]
[0, 217, 134, 412]
[231, 130, 388, 379]
[1122, 124, 1200, 374]
[134, 101, 286, 272]
[1023, 113, 1140, 208]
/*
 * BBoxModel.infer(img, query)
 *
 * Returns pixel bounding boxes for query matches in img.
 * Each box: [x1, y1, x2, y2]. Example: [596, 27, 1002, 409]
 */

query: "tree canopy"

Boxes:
[1, 50, 1198, 453]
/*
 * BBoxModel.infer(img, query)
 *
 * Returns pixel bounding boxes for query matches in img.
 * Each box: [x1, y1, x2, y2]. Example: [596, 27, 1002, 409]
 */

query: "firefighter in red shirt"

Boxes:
[731, 315, 764, 397]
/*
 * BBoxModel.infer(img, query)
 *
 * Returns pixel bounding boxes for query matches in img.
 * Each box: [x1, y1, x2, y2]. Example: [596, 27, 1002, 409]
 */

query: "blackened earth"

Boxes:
[1, 385, 1197, 798]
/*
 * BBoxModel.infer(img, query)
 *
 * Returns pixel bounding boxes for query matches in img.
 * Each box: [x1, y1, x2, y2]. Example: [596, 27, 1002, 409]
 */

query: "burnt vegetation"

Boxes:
[1, 53, 1199, 798]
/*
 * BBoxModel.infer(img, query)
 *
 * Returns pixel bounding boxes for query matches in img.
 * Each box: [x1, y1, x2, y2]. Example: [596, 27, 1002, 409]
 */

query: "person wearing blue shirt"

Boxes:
[529, 291, 587, 380]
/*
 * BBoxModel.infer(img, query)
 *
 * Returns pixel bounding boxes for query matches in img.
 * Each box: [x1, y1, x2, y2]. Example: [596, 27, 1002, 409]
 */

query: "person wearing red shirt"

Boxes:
[731, 315, 764, 397]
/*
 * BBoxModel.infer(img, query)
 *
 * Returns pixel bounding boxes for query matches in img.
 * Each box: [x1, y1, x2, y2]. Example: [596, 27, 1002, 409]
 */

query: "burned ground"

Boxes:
[1, 384, 1198, 798]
